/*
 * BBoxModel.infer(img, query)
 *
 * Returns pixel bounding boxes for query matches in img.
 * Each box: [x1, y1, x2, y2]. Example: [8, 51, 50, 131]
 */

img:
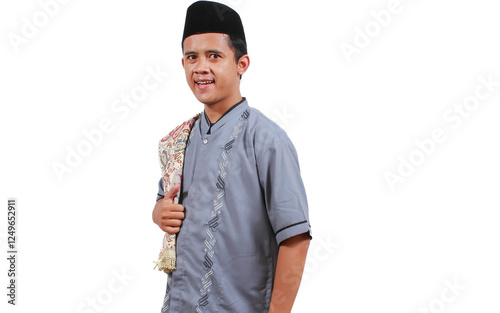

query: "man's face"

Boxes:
[182, 33, 247, 109]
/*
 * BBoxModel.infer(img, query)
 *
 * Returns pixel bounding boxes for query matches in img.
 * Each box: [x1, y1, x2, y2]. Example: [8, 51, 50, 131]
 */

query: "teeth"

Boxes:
[197, 81, 213, 85]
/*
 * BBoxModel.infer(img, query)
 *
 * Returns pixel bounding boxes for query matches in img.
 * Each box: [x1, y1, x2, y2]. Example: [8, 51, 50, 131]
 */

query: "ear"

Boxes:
[237, 54, 250, 77]
[182, 57, 185, 68]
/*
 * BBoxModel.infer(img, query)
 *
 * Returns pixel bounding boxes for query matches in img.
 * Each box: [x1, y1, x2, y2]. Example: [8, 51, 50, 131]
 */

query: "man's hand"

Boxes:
[152, 184, 185, 234]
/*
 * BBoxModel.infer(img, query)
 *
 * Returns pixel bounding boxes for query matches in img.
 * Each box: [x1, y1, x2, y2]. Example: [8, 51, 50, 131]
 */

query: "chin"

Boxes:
[194, 94, 214, 105]
[200, 99, 218, 106]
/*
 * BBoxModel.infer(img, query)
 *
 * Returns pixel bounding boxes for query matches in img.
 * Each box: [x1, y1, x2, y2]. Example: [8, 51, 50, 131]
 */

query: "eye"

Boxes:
[186, 55, 197, 61]
[209, 54, 221, 59]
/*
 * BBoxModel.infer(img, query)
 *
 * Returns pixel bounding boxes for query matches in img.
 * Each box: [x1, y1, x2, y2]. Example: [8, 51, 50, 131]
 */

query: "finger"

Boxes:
[164, 226, 180, 234]
[160, 204, 184, 216]
[166, 219, 183, 227]
[163, 211, 184, 220]
[164, 184, 181, 202]
[168, 204, 185, 213]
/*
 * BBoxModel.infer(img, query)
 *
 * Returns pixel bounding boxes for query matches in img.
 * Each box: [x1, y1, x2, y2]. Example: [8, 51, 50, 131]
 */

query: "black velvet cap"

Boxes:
[182, 1, 246, 45]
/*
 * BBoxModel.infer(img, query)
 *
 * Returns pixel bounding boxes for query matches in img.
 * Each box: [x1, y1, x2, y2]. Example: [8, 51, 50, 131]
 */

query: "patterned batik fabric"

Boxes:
[154, 113, 201, 274]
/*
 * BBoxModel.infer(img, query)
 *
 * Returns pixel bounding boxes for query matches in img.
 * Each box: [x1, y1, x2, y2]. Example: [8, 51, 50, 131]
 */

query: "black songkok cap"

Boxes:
[182, 1, 246, 45]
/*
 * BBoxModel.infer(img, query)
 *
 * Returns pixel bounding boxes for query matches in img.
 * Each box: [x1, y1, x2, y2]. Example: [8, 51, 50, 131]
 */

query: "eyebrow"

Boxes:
[207, 49, 224, 54]
[184, 49, 225, 56]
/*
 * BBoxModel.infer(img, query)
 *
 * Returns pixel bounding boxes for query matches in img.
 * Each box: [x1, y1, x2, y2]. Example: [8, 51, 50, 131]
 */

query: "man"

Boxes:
[152, 1, 311, 312]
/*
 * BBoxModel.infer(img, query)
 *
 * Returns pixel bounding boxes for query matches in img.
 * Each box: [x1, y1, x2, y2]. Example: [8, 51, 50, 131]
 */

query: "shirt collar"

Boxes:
[200, 97, 248, 135]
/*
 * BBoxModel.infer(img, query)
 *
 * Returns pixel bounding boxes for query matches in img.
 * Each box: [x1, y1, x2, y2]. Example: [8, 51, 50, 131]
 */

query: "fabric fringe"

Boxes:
[154, 249, 176, 274]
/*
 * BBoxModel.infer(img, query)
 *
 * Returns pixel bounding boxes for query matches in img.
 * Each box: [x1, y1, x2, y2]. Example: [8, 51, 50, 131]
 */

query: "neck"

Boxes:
[204, 94, 243, 123]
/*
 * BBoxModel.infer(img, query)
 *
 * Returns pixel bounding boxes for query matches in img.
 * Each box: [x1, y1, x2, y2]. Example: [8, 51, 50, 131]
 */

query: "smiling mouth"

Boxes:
[196, 80, 214, 85]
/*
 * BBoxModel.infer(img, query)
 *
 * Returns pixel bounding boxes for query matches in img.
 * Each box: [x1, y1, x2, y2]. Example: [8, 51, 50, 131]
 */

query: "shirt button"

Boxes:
[203, 138, 208, 144]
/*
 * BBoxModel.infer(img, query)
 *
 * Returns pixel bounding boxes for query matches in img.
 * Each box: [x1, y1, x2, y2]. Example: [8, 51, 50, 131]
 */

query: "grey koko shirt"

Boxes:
[156, 98, 311, 313]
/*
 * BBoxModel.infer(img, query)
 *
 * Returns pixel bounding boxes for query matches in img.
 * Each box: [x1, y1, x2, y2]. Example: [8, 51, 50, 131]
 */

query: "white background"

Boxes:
[1, 0, 499, 312]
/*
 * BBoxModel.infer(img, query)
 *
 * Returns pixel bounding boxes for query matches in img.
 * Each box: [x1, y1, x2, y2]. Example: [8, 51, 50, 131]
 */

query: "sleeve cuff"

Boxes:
[156, 178, 165, 202]
[275, 221, 312, 245]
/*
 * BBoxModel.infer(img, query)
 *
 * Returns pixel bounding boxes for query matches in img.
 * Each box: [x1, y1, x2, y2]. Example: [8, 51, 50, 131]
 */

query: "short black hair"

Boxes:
[226, 35, 247, 79]
[227, 35, 247, 63]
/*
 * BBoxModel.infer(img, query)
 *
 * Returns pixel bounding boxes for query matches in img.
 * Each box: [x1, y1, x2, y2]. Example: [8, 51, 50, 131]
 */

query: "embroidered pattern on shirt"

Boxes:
[195, 110, 250, 312]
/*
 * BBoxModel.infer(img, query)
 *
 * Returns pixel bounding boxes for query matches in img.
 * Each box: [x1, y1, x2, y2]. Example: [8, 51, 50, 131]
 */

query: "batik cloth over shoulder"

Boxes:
[154, 112, 201, 274]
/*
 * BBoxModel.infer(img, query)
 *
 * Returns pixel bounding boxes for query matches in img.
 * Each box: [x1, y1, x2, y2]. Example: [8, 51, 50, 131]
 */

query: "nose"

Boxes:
[194, 57, 209, 74]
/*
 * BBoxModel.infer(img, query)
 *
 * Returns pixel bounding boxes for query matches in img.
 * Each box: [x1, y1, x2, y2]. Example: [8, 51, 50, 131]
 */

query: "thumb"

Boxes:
[164, 183, 181, 203]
